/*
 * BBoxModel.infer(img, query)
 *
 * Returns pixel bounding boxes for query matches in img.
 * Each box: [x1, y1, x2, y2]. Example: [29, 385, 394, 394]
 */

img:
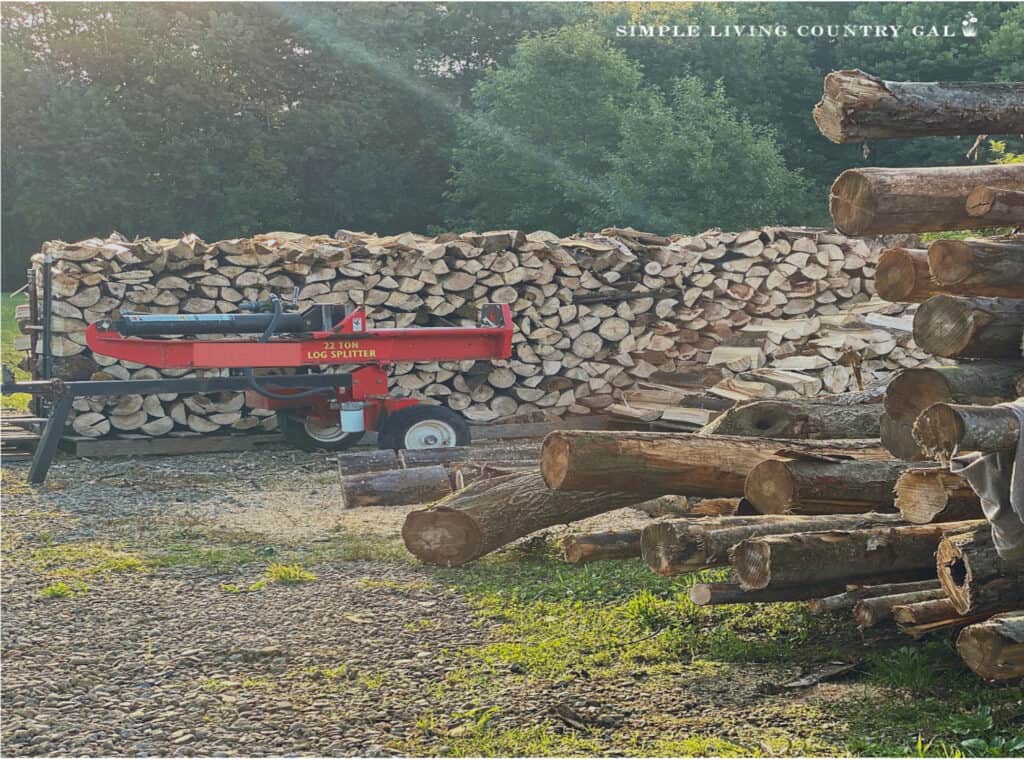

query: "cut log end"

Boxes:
[732, 540, 771, 590]
[912, 295, 976, 358]
[401, 507, 483, 567]
[912, 403, 964, 459]
[640, 521, 699, 577]
[743, 459, 795, 515]
[539, 433, 571, 490]
[883, 369, 952, 423]
[875, 248, 923, 302]
[829, 170, 874, 237]
[927, 240, 976, 287]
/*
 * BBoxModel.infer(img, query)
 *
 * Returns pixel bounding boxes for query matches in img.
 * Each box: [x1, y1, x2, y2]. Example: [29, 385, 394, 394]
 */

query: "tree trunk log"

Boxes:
[913, 295, 1024, 360]
[928, 238, 1024, 299]
[744, 458, 909, 515]
[829, 165, 1024, 235]
[880, 413, 928, 462]
[731, 519, 986, 591]
[807, 580, 941, 614]
[898, 611, 997, 639]
[700, 400, 880, 439]
[813, 70, 1024, 143]
[341, 465, 453, 508]
[641, 513, 901, 576]
[562, 529, 642, 563]
[540, 430, 888, 498]
[892, 597, 962, 626]
[689, 582, 840, 606]
[895, 467, 982, 524]
[965, 187, 1024, 226]
[936, 529, 1024, 615]
[913, 403, 1021, 459]
[956, 612, 1024, 682]
[884, 364, 1024, 424]
[401, 470, 645, 566]
[853, 588, 949, 627]
[875, 248, 941, 303]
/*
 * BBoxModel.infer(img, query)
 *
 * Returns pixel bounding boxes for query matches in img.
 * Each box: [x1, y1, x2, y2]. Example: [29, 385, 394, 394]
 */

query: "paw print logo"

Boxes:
[962, 12, 978, 38]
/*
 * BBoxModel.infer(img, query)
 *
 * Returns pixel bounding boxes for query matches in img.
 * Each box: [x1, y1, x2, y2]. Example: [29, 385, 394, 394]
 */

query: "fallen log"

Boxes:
[700, 400, 880, 439]
[936, 529, 1024, 615]
[927, 238, 1024, 299]
[965, 186, 1024, 226]
[731, 519, 986, 591]
[744, 458, 909, 514]
[807, 579, 941, 614]
[813, 70, 1024, 143]
[956, 611, 1024, 682]
[898, 611, 997, 639]
[913, 402, 1020, 459]
[852, 588, 949, 628]
[641, 512, 901, 576]
[540, 431, 888, 498]
[884, 364, 1024, 424]
[892, 597, 963, 627]
[880, 413, 928, 462]
[689, 582, 839, 606]
[829, 165, 1024, 235]
[894, 467, 982, 524]
[340, 465, 453, 508]
[912, 295, 1024, 359]
[562, 529, 642, 563]
[875, 248, 941, 303]
[401, 470, 643, 566]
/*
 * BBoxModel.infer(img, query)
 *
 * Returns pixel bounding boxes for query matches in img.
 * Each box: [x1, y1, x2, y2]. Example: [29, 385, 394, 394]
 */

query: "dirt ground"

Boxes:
[1, 442, 1021, 757]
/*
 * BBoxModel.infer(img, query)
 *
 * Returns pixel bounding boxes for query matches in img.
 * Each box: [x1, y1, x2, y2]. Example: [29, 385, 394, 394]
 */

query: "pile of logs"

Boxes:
[17, 224, 939, 438]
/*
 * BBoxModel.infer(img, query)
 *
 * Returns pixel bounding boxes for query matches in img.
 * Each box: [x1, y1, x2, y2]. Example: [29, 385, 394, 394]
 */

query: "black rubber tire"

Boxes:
[378, 405, 471, 450]
[276, 412, 365, 452]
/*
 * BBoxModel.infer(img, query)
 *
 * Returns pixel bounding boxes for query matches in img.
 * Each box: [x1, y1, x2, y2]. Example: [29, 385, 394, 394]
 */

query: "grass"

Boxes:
[40, 579, 88, 598]
[1, 291, 32, 412]
[264, 562, 316, 583]
[27, 541, 150, 580]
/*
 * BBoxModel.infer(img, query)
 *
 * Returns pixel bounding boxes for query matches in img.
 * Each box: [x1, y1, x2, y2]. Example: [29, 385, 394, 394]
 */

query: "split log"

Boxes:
[875, 248, 940, 303]
[928, 238, 1024, 299]
[829, 165, 1024, 235]
[894, 467, 982, 524]
[936, 529, 1024, 615]
[700, 400, 880, 439]
[561, 530, 642, 563]
[401, 470, 647, 566]
[892, 597, 962, 627]
[813, 70, 1024, 143]
[965, 186, 1024, 226]
[731, 519, 986, 591]
[540, 430, 889, 498]
[641, 512, 901, 576]
[744, 458, 910, 515]
[340, 465, 453, 508]
[852, 588, 949, 628]
[912, 295, 1024, 359]
[913, 402, 1021, 459]
[807, 579, 941, 614]
[956, 612, 1024, 682]
[689, 582, 840, 606]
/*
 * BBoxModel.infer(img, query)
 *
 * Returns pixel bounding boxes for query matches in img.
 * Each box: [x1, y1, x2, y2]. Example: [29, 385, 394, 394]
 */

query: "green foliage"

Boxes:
[40, 580, 87, 598]
[27, 542, 150, 580]
[264, 562, 317, 584]
[1, 292, 31, 411]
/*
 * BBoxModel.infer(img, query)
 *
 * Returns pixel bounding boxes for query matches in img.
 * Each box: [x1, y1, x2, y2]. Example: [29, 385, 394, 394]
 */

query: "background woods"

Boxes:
[3, 1, 1023, 289]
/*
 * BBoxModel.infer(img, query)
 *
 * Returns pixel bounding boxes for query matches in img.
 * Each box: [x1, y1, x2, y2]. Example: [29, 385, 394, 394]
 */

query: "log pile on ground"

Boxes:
[17, 225, 940, 438]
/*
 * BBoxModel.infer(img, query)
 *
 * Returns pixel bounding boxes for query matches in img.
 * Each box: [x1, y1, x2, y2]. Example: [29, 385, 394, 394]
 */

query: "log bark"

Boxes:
[731, 519, 986, 591]
[401, 470, 646, 566]
[562, 529, 642, 563]
[700, 400, 880, 439]
[957, 611, 1024, 682]
[744, 458, 909, 515]
[895, 467, 982, 524]
[965, 186, 1024, 226]
[807, 579, 941, 614]
[898, 611, 997, 639]
[829, 165, 1024, 235]
[689, 582, 840, 606]
[813, 70, 1024, 143]
[912, 295, 1024, 359]
[884, 364, 1024, 424]
[892, 597, 962, 626]
[852, 588, 949, 627]
[875, 248, 941, 303]
[936, 529, 1024, 615]
[340, 465, 453, 508]
[540, 430, 889, 498]
[913, 402, 1021, 459]
[641, 512, 901, 576]
[928, 238, 1024, 299]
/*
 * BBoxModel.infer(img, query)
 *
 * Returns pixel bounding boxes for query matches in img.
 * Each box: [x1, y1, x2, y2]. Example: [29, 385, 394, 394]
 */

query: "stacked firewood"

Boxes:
[17, 224, 937, 437]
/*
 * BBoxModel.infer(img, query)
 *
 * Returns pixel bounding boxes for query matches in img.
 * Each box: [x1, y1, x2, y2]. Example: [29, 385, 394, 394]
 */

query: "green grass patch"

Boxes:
[27, 541, 150, 580]
[40, 579, 88, 598]
[265, 562, 316, 584]
[1, 292, 32, 412]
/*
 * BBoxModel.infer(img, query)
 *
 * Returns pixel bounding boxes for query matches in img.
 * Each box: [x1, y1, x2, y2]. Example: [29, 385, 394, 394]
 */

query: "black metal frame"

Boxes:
[1, 373, 352, 484]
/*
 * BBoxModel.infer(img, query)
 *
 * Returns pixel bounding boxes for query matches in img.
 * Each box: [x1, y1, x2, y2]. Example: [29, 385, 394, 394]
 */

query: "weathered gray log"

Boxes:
[880, 412, 928, 462]
[340, 465, 453, 508]
[965, 186, 1024, 226]
[401, 470, 645, 566]
[928, 238, 1024, 299]
[562, 529, 642, 563]
[731, 519, 985, 591]
[912, 295, 1024, 359]
[540, 430, 888, 498]
[913, 403, 1021, 459]
[894, 467, 982, 524]
[884, 364, 1024, 424]
[807, 579, 941, 614]
[813, 70, 1024, 143]
[700, 400, 880, 439]
[829, 165, 1024, 235]
[936, 529, 1024, 615]
[852, 588, 949, 627]
[689, 582, 840, 606]
[892, 597, 963, 627]
[744, 458, 909, 515]
[957, 612, 1024, 682]
[875, 247, 941, 303]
